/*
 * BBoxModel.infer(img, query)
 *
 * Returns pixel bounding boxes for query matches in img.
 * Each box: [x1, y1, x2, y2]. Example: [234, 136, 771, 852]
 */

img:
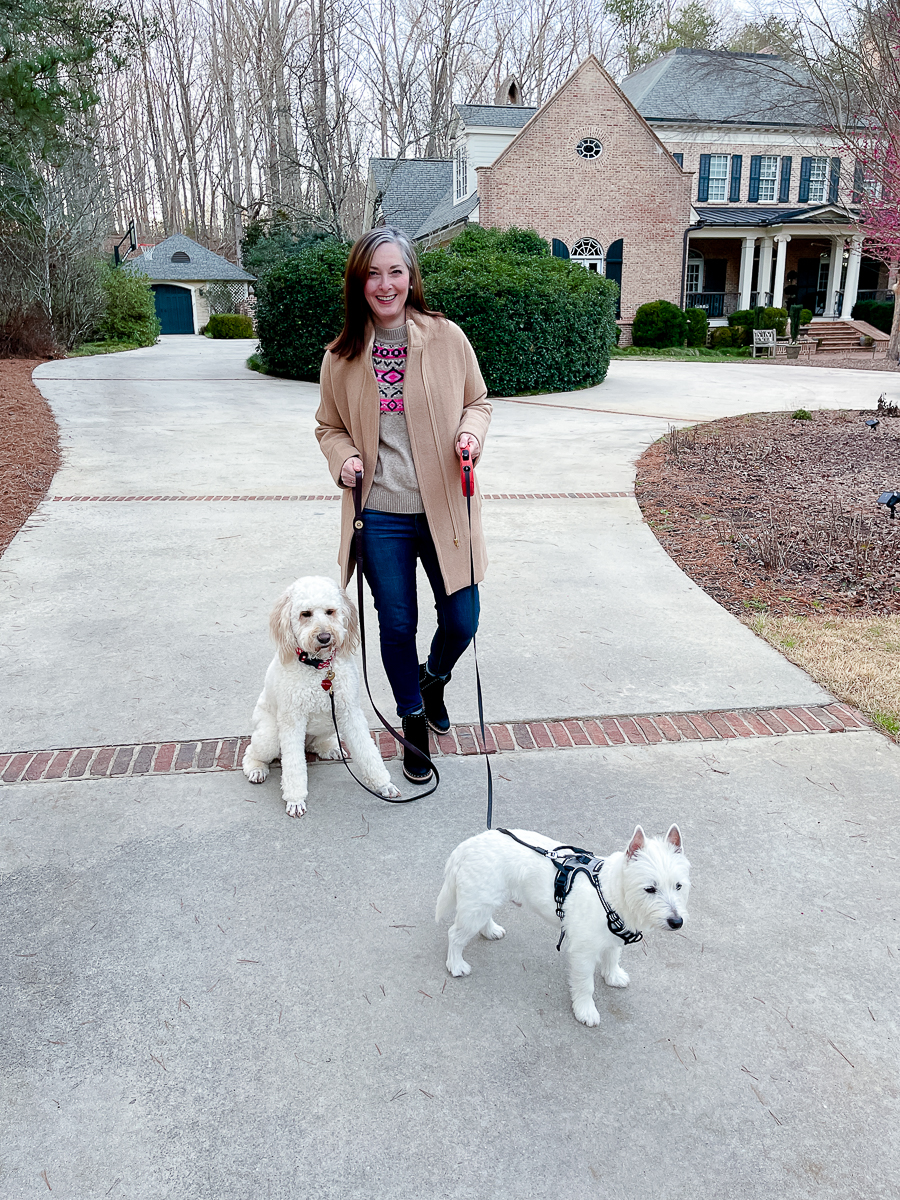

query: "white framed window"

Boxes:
[686, 249, 703, 293]
[707, 155, 729, 202]
[758, 156, 779, 202]
[808, 158, 828, 203]
[571, 237, 604, 272]
[454, 143, 468, 203]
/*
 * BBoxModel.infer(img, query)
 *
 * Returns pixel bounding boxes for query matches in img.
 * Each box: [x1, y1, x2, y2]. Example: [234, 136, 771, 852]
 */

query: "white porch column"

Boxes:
[840, 236, 864, 318]
[756, 236, 774, 305]
[739, 236, 755, 310]
[824, 237, 843, 316]
[772, 234, 791, 308]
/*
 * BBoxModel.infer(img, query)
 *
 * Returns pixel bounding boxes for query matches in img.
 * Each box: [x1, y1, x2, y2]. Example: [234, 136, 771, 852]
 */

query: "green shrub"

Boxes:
[799, 308, 813, 326]
[792, 408, 813, 420]
[788, 304, 803, 341]
[420, 230, 617, 393]
[254, 238, 349, 379]
[711, 327, 733, 349]
[631, 299, 688, 348]
[684, 306, 709, 347]
[762, 306, 788, 336]
[100, 267, 160, 346]
[728, 308, 755, 328]
[207, 312, 254, 338]
[851, 298, 894, 334]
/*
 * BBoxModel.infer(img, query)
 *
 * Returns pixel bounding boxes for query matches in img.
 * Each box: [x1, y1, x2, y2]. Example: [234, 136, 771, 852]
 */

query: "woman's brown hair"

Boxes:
[328, 227, 442, 360]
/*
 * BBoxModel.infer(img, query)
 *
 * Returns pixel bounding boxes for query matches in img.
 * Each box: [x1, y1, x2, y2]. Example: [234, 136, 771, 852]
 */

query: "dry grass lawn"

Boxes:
[744, 613, 900, 739]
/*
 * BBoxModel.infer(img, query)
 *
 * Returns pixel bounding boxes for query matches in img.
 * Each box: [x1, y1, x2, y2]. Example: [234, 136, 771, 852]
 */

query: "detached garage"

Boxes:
[127, 234, 255, 334]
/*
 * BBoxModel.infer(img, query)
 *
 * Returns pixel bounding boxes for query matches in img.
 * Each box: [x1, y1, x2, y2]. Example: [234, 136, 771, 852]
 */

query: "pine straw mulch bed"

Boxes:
[635, 406, 900, 618]
[0, 358, 59, 559]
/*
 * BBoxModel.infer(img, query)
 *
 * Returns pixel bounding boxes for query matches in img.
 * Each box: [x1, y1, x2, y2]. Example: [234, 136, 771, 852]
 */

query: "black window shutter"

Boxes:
[829, 157, 841, 203]
[798, 157, 812, 202]
[778, 156, 792, 202]
[673, 152, 683, 167]
[605, 239, 623, 319]
[748, 156, 761, 203]
[852, 161, 865, 204]
[729, 155, 742, 202]
[697, 155, 710, 202]
[551, 239, 570, 259]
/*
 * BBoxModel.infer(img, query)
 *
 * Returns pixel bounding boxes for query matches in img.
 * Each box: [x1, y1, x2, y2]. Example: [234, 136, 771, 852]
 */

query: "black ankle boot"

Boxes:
[401, 711, 433, 783]
[419, 663, 451, 735]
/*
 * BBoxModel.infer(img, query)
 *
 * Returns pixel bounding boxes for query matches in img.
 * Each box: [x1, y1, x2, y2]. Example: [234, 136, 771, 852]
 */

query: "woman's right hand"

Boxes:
[340, 456, 364, 487]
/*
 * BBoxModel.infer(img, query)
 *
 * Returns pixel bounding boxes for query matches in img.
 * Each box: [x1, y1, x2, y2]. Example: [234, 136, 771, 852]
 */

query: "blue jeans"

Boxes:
[360, 509, 479, 717]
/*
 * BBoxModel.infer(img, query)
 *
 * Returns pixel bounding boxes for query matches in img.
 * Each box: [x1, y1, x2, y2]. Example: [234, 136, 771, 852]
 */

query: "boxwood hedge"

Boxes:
[252, 226, 618, 393]
[632, 299, 688, 348]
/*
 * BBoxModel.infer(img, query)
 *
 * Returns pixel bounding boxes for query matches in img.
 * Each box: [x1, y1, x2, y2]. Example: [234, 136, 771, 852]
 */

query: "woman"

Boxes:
[315, 227, 491, 783]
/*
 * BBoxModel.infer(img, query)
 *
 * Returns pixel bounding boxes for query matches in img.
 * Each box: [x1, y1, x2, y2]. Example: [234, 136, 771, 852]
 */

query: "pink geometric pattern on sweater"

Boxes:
[373, 339, 406, 411]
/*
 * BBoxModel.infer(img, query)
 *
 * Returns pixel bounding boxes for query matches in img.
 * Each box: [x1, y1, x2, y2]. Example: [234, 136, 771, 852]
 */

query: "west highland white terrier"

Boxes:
[436, 824, 690, 1026]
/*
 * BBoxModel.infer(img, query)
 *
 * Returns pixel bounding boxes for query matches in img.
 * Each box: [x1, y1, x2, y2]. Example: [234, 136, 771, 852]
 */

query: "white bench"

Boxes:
[751, 328, 777, 358]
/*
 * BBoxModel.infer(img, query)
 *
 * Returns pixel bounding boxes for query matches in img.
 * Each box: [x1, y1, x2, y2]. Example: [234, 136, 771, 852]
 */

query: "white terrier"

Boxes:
[436, 824, 690, 1026]
[242, 576, 400, 816]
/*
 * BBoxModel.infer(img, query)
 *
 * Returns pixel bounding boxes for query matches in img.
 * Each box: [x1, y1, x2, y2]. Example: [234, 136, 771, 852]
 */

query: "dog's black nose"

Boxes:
[317, 633, 332, 645]
[667, 916, 683, 929]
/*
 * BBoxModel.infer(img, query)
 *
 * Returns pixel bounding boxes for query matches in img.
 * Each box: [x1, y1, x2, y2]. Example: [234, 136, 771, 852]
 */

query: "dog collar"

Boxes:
[296, 647, 336, 690]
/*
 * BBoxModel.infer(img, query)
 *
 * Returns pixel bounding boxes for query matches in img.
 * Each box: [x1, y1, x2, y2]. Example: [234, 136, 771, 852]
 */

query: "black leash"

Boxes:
[460, 448, 493, 830]
[326, 472, 440, 803]
[496, 828, 643, 950]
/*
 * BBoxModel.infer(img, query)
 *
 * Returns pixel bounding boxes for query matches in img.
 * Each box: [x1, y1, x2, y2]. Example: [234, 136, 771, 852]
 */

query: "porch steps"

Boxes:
[808, 320, 889, 352]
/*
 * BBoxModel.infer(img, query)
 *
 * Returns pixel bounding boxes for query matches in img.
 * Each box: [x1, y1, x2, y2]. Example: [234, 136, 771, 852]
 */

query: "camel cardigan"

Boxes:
[315, 310, 492, 596]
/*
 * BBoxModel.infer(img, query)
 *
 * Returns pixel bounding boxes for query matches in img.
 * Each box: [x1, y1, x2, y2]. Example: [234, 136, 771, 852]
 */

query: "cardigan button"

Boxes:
[354, 519, 363, 529]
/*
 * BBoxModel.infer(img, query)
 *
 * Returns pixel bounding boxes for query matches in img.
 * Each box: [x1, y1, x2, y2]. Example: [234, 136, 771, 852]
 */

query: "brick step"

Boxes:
[809, 321, 887, 352]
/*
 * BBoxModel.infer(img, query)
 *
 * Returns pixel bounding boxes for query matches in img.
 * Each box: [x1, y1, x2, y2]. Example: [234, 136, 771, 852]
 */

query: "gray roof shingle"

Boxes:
[126, 234, 255, 282]
[370, 159, 454, 238]
[696, 204, 852, 226]
[415, 188, 480, 240]
[455, 104, 538, 129]
[621, 48, 825, 125]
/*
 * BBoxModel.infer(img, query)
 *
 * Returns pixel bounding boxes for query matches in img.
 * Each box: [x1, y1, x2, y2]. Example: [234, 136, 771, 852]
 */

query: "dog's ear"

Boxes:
[665, 824, 683, 853]
[625, 826, 646, 859]
[341, 587, 360, 654]
[269, 589, 296, 665]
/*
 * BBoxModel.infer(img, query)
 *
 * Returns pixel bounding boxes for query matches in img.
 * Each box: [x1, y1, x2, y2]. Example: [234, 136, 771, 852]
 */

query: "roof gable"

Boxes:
[127, 233, 255, 282]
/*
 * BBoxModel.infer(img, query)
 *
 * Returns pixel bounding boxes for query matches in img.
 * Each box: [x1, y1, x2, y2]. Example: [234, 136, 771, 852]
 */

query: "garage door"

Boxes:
[152, 284, 194, 334]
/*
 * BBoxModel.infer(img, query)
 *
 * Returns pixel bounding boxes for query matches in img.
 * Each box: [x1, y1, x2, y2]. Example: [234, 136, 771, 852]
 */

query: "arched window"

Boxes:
[571, 237, 604, 273]
[686, 248, 704, 295]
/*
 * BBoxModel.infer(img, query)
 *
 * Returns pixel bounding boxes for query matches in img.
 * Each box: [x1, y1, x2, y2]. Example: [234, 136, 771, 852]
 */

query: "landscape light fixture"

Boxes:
[877, 491, 900, 518]
[866, 418, 880, 430]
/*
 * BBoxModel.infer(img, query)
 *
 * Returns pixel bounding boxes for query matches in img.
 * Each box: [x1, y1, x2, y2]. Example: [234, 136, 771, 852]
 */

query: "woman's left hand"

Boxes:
[456, 434, 480, 461]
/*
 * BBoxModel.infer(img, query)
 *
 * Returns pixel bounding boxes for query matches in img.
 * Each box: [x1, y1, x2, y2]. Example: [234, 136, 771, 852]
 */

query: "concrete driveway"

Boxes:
[2, 338, 899, 1199]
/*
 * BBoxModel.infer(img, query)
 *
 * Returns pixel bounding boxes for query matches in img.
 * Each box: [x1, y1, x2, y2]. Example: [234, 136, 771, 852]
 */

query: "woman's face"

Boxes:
[364, 241, 410, 327]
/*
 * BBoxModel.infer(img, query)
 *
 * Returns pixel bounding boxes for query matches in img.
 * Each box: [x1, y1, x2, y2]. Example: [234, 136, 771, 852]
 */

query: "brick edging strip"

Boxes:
[50, 492, 633, 502]
[0, 703, 871, 785]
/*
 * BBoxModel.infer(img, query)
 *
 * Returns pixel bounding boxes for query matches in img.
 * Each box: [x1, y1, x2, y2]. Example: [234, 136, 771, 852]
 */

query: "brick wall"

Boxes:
[667, 139, 855, 208]
[476, 58, 693, 320]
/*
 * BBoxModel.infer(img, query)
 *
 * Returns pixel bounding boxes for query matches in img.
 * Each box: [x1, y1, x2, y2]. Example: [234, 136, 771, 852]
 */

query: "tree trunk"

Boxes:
[889, 278, 900, 361]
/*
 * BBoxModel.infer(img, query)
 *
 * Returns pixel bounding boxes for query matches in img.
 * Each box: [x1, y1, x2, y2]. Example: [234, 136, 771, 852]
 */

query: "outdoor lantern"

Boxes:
[866, 418, 880, 430]
[877, 491, 900, 518]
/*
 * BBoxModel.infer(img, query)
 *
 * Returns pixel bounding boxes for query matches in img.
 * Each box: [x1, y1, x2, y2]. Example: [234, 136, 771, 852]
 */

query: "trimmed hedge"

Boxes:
[851, 298, 894, 334]
[419, 228, 617, 393]
[684, 306, 709, 347]
[254, 238, 349, 379]
[207, 312, 254, 338]
[100, 267, 160, 346]
[253, 227, 618, 393]
[632, 299, 688, 348]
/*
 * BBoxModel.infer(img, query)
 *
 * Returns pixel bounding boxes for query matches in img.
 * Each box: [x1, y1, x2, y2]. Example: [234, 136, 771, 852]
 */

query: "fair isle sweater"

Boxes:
[365, 323, 425, 514]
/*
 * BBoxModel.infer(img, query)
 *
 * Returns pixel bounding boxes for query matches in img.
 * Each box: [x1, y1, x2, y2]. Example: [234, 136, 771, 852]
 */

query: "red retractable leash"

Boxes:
[460, 447, 494, 830]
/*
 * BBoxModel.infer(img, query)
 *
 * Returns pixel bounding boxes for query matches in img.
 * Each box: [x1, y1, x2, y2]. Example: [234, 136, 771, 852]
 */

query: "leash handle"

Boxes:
[349, 470, 440, 801]
[460, 446, 474, 498]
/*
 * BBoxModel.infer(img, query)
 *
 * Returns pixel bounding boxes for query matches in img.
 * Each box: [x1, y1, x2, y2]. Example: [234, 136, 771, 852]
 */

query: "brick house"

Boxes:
[366, 50, 887, 337]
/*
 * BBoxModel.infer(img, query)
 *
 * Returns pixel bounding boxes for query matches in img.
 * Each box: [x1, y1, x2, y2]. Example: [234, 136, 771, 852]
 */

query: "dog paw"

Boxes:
[378, 781, 402, 799]
[243, 759, 269, 784]
[573, 1002, 601, 1027]
[480, 921, 505, 940]
[284, 797, 308, 818]
[447, 959, 471, 977]
[313, 742, 343, 761]
[603, 968, 630, 988]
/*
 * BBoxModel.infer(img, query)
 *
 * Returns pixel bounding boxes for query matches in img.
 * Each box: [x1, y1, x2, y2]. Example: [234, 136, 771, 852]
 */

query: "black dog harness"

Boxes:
[497, 828, 643, 951]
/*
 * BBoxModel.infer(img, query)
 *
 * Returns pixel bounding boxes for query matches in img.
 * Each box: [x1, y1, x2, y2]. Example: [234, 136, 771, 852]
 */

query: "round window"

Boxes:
[576, 137, 603, 160]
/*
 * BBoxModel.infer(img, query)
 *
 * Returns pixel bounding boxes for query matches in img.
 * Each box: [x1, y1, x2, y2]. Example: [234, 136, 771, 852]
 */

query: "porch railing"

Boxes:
[684, 291, 740, 318]
[855, 289, 895, 304]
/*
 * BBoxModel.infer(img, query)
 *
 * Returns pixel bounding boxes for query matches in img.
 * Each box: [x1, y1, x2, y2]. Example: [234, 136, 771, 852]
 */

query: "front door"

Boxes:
[152, 284, 194, 334]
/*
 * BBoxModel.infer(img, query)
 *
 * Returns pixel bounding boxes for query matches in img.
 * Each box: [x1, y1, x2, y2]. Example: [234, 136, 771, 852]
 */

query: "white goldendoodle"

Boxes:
[242, 576, 400, 816]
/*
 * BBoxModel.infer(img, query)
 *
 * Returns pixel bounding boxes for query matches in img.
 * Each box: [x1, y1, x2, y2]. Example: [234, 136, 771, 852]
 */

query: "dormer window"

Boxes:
[171, 250, 191, 263]
[454, 143, 469, 202]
